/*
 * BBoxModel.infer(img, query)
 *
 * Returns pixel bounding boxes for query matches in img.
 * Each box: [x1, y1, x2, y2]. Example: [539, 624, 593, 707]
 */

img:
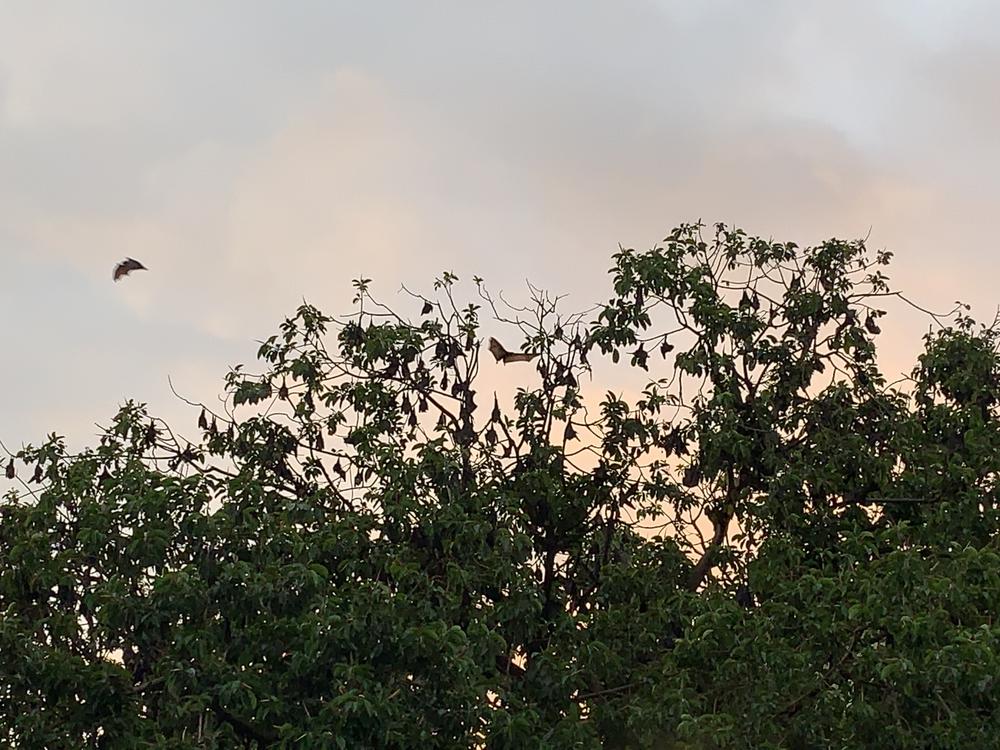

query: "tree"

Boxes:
[2, 223, 998, 749]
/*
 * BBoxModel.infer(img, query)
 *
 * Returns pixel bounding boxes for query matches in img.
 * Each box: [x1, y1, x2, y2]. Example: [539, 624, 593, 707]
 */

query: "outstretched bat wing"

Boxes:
[113, 257, 147, 282]
[502, 352, 537, 363]
[488, 337, 507, 362]
[488, 336, 538, 364]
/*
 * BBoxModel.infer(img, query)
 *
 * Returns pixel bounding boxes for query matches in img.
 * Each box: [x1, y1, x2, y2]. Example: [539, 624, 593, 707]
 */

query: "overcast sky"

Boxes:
[2, 1, 1000, 448]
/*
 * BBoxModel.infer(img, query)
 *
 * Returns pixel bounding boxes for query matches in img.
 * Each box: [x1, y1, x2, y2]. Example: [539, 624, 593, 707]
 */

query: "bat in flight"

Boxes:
[488, 337, 537, 365]
[113, 258, 147, 282]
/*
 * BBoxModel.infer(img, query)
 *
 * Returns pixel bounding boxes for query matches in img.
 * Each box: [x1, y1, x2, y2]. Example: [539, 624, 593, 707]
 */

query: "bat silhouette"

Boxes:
[113, 257, 147, 282]
[488, 337, 537, 364]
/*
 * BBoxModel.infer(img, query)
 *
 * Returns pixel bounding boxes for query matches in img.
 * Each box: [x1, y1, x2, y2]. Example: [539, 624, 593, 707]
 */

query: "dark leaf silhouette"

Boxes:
[631, 344, 649, 370]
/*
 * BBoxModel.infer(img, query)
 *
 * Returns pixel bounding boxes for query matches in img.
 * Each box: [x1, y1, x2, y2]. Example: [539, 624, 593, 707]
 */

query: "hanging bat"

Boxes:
[487, 337, 537, 364]
[113, 257, 147, 282]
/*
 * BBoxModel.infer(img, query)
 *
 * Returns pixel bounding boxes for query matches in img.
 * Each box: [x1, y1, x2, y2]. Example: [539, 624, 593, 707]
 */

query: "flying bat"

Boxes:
[113, 258, 147, 282]
[487, 337, 537, 365]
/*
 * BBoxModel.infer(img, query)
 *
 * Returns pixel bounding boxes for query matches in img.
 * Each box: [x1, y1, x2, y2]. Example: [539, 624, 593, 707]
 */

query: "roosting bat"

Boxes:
[113, 258, 147, 282]
[488, 337, 537, 365]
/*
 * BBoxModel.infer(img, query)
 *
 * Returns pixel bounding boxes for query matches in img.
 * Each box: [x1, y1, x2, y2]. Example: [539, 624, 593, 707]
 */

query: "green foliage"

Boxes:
[2, 223, 998, 748]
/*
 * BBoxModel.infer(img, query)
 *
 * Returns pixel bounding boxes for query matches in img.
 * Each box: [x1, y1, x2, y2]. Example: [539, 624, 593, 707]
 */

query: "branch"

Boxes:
[686, 513, 729, 592]
[866, 497, 936, 503]
[495, 654, 527, 679]
[210, 696, 278, 744]
[576, 682, 640, 702]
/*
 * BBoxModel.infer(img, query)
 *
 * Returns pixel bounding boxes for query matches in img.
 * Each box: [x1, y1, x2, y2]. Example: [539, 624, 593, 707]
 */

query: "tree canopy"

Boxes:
[2, 223, 998, 748]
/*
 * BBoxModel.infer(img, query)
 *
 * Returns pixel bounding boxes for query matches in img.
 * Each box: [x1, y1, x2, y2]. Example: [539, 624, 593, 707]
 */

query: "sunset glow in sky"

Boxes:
[2, 1, 999, 448]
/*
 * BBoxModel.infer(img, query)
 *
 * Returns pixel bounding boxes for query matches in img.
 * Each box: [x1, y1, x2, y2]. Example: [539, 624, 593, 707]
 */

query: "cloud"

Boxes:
[3, 1, 1000, 448]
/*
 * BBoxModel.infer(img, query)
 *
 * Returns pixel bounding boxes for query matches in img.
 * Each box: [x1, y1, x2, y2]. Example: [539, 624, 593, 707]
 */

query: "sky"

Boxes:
[2, 0, 1000, 450]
